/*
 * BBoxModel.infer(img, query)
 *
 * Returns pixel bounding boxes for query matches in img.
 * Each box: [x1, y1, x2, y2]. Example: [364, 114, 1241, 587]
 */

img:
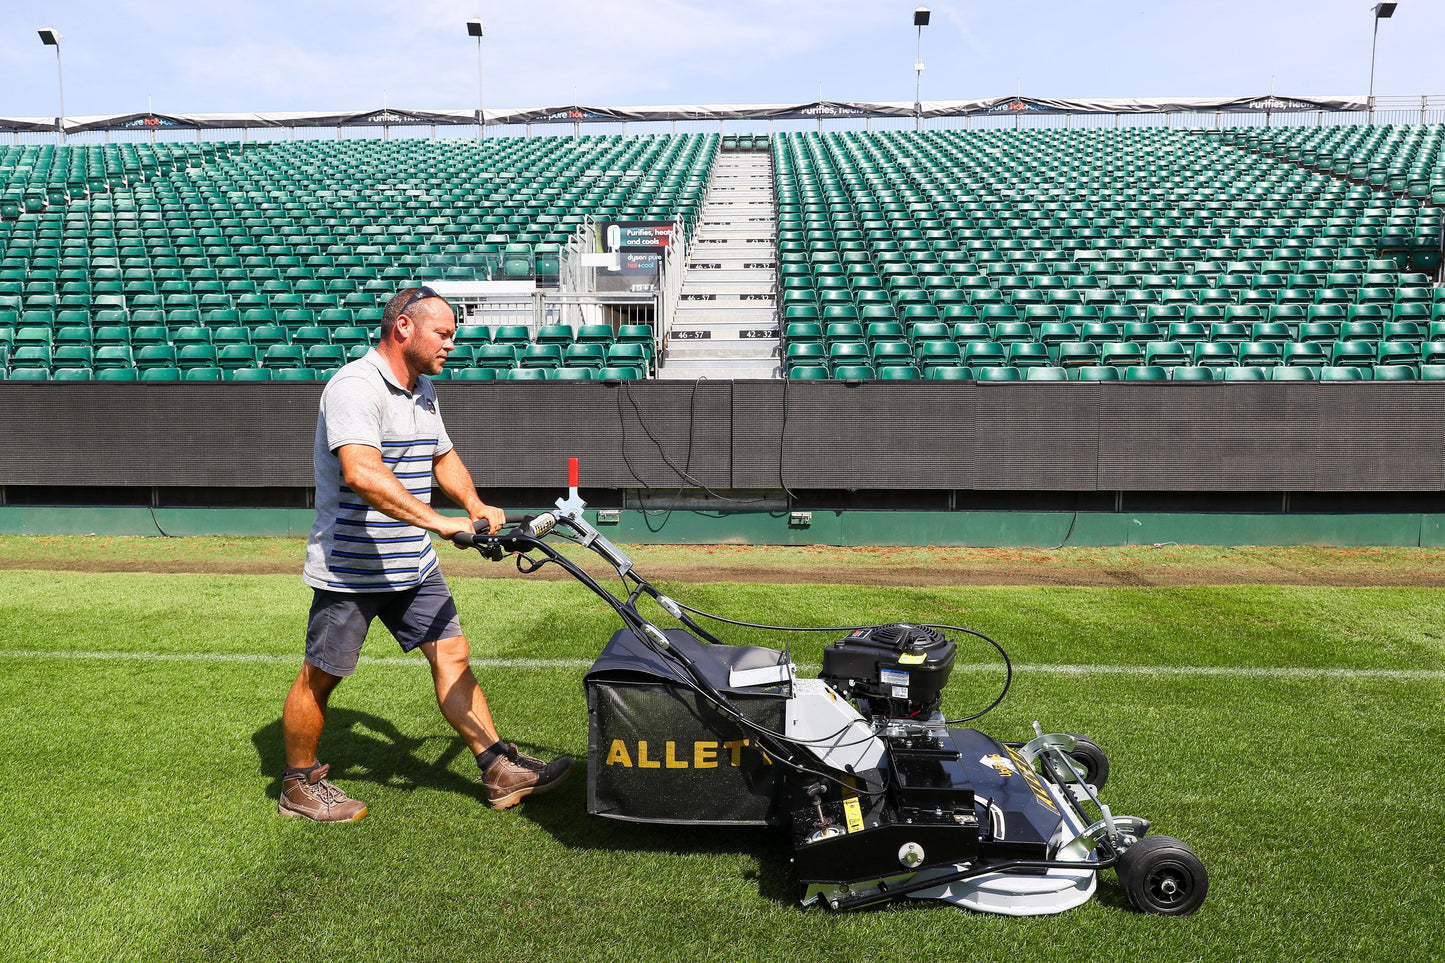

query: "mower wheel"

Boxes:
[1116, 834, 1208, 916]
[1064, 734, 1110, 790]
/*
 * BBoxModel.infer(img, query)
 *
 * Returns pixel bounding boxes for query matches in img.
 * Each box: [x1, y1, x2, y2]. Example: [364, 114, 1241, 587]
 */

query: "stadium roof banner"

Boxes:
[0, 95, 1372, 134]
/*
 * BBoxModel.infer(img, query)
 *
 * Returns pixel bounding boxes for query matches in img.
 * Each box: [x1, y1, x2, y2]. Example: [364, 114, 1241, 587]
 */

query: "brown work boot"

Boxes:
[480, 743, 574, 810]
[278, 763, 368, 822]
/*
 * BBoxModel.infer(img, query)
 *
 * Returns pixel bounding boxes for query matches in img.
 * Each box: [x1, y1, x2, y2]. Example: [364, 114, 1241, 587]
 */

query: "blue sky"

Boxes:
[1, 1, 1440, 118]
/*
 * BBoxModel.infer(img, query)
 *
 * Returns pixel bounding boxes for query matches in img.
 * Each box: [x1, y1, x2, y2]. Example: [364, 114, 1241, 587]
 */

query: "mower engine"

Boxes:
[819, 623, 956, 720]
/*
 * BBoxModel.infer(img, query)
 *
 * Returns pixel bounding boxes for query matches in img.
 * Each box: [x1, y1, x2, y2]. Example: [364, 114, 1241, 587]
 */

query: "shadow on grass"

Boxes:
[251, 716, 797, 904]
[252, 709, 490, 805]
[511, 758, 797, 904]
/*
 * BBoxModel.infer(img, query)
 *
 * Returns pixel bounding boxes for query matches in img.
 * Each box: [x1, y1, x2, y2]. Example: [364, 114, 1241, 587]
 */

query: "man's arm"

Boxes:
[338, 444, 471, 540]
[434, 448, 505, 536]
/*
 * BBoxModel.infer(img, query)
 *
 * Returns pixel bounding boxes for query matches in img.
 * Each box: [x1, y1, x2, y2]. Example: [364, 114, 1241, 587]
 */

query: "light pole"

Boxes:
[38, 26, 66, 144]
[913, 7, 930, 132]
[466, 19, 485, 139]
[1368, 2, 1397, 117]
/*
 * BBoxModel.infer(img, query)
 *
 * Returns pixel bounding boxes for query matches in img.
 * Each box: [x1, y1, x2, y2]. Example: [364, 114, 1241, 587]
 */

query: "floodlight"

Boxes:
[37, 27, 66, 143]
[913, 9, 931, 130]
[1368, 2, 1398, 112]
[467, 20, 485, 138]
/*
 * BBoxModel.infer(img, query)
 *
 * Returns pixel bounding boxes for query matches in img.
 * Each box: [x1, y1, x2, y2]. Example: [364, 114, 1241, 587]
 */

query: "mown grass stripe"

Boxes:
[2, 648, 1443, 681]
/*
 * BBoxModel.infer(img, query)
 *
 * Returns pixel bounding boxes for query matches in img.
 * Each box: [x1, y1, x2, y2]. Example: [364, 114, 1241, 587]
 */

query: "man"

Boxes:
[278, 285, 572, 822]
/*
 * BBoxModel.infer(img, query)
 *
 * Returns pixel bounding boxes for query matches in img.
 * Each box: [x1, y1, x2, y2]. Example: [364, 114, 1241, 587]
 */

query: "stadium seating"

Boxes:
[0, 135, 709, 380]
[3, 124, 1443, 383]
[772, 124, 1443, 380]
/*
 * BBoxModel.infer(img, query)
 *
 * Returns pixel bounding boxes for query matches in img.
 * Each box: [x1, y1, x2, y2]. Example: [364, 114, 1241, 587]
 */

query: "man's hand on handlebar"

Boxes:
[437, 516, 477, 543]
[471, 504, 507, 539]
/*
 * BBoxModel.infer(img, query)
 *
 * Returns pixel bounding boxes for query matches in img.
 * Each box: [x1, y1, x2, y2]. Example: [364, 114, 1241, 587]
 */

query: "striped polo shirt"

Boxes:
[304, 349, 455, 593]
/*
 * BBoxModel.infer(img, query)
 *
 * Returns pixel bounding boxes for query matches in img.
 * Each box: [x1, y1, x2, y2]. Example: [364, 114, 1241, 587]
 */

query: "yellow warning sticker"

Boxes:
[843, 796, 865, 833]
[898, 652, 926, 665]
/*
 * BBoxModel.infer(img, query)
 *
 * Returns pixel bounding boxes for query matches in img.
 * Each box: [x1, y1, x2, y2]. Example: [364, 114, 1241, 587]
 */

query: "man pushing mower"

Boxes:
[276, 285, 572, 822]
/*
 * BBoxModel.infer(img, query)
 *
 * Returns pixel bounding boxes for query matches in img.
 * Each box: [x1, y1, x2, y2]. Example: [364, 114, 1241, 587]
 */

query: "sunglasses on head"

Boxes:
[396, 285, 447, 317]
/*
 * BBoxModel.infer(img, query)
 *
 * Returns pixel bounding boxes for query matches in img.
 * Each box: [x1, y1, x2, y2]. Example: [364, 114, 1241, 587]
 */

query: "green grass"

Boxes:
[2, 561, 1444, 961]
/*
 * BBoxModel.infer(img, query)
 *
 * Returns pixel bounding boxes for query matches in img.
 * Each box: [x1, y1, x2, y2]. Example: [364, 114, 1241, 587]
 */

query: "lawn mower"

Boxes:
[453, 460, 1208, 916]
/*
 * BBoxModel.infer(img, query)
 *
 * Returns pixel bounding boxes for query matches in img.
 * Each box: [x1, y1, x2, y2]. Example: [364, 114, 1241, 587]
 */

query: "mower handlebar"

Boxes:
[449, 512, 556, 555]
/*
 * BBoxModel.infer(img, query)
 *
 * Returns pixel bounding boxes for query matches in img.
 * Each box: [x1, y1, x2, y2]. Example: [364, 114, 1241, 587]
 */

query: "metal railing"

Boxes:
[657, 213, 688, 348]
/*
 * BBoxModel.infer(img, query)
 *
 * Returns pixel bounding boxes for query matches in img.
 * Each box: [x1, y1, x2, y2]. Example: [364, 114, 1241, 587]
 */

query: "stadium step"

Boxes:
[660, 148, 778, 380]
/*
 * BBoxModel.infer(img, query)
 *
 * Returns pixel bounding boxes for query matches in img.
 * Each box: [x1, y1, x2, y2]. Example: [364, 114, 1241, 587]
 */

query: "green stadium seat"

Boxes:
[492, 325, 531, 346]
[251, 324, 289, 349]
[519, 344, 563, 369]
[177, 345, 219, 370]
[218, 345, 261, 370]
[576, 324, 615, 345]
[1024, 366, 1068, 381]
[263, 344, 307, 369]
[976, 366, 1021, 381]
[228, 367, 273, 382]
[454, 367, 499, 381]
[305, 345, 347, 369]
[1100, 342, 1143, 367]
[1281, 343, 1326, 368]
[606, 343, 649, 370]
[292, 326, 332, 346]
[1170, 366, 1214, 381]
[1271, 366, 1316, 381]
[1238, 342, 1283, 367]
[597, 366, 644, 380]
[789, 365, 830, 380]
[135, 345, 177, 370]
[331, 326, 372, 347]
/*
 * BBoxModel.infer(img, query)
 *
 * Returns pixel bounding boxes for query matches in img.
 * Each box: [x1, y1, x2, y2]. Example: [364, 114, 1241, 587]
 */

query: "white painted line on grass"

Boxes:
[953, 662, 1445, 681]
[1, 649, 1443, 681]
[0, 650, 591, 670]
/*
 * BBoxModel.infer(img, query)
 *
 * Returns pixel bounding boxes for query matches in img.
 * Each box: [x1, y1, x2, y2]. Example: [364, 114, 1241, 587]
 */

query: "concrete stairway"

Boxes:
[657, 150, 780, 379]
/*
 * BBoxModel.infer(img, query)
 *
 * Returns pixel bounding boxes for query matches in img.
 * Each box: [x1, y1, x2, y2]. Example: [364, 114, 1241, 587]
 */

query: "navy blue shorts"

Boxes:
[304, 570, 462, 677]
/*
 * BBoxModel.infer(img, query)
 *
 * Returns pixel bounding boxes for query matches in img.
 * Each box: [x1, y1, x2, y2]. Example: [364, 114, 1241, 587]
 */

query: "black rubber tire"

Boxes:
[1064, 734, 1110, 790]
[1116, 834, 1209, 916]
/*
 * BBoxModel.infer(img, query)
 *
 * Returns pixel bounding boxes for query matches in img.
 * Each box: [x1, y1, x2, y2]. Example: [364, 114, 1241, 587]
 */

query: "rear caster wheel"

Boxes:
[1116, 834, 1208, 916]
[1065, 734, 1109, 790]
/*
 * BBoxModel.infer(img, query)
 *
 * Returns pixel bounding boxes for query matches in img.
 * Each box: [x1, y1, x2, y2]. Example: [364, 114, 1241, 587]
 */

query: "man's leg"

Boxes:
[282, 659, 344, 769]
[277, 589, 373, 822]
[418, 634, 499, 754]
[277, 659, 368, 821]
[419, 633, 573, 810]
